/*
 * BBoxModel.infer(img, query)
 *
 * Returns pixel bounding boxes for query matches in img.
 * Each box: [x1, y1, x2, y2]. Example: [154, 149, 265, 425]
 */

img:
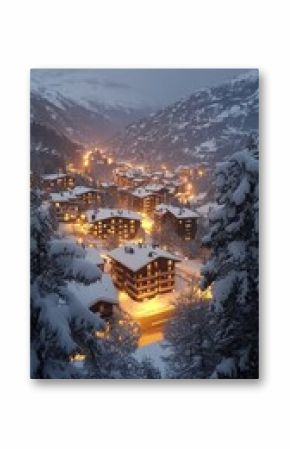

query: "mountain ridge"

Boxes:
[105, 70, 259, 166]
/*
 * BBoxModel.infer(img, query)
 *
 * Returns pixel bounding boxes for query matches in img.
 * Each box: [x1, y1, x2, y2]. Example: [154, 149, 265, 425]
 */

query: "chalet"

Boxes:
[68, 273, 118, 319]
[154, 204, 199, 240]
[41, 173, 75, 192]
[99, 182, 118, 196]
[71, 186, 102, 206]
[143, 184, 171, 203]
[85, 208, 141, 240]
[50, 191, 80, 222]
[114, 169, 146, 188]
[108, 244, 181, 301]
[128, 188, 161, 215]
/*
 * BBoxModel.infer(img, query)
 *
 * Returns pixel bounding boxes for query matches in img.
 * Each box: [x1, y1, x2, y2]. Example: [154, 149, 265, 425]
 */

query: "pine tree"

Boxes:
[163, 296, 216, 379]
[31, 190, 161, 379]
[31, 190, 104, 378]
[84, 309, 161, 379]
[200, 136, 259, 378]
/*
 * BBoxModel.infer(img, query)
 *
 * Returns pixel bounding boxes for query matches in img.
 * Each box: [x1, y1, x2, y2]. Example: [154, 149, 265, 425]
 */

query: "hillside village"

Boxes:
[30, 70, 259, 380]
[31, 148, 212, 354]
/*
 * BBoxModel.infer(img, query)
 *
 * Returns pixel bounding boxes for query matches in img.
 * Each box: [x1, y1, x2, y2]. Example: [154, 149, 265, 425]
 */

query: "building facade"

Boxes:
[41, 173, 75, 192]
[50, 191, 80, 222]
[108, 244, 180, 301]
[154, 204, 199, 240]
[85, 208, 141, 240]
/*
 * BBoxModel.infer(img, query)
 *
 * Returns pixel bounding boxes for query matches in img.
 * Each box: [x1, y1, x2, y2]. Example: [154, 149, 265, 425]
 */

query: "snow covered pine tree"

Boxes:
[31, 190, 104, 378]
[201, 136, 259, 379]
[31, 190, 161, 379]
[163, 297, 216, 379]
[84, 309, 161, 379]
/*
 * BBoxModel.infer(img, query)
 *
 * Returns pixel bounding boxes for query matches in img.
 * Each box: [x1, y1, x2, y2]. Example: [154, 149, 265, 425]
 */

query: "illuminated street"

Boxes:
[118, 290, 176, 346]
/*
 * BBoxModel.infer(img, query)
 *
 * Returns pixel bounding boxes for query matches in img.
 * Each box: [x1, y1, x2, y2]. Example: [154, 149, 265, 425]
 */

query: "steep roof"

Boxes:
[72, 186, 98, 196]
[42, 173, 68, 181]
[108, 244, 181, 272]
[144, 184, 167, 193]
[131, 188, 156, 198]
[155, 203, 200, 219]
[50, 191, 77, 202]
[85, 208, 141, 222]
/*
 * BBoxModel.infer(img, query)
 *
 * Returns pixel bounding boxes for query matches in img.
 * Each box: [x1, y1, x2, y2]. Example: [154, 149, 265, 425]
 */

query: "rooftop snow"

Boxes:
[108, 244, 181, 272]
[196, 202, 217, 217]
[72, 186, 98, 196]
[155, 203, 200, 219]
[50, 191, 77, 202]
[42, 173, 68, 181]
[85, 208, 141, 222]
[144, 184, 166, 193]
[131, 188, 156, 198]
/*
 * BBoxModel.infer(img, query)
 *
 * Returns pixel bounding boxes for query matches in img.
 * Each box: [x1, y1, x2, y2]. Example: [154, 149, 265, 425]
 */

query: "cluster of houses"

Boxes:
[35, 158, 205, 312]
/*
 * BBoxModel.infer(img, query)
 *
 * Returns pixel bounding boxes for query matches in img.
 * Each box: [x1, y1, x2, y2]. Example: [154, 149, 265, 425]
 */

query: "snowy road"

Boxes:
[138, 308, 175, 346]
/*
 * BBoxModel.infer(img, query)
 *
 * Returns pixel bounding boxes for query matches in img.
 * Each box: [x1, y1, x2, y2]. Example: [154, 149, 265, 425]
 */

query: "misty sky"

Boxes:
[31, 68, 252, 109]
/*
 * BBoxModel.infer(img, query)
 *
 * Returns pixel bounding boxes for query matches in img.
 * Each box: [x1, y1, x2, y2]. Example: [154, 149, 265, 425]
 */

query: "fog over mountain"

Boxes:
[30, 69, 257, 173]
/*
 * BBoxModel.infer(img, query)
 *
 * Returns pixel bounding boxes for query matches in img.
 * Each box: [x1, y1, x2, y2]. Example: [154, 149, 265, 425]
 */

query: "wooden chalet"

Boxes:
[154, 204, 199, 240]
[85, 208, 141, 240]
[41, 173, 75, 192]
[108, 243, 181, 301]
[50, 191, 80, 222]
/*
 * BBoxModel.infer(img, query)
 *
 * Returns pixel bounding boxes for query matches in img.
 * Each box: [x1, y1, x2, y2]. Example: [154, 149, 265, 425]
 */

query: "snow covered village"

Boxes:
[30, 69, 259, 379]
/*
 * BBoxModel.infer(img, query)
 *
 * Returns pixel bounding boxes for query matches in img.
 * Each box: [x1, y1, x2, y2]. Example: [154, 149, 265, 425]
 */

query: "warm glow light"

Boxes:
[70, 353, 86, 362]
[141, 213, 153, 234]
[191, 285, 212, 301]
[186, 182, 193, 193]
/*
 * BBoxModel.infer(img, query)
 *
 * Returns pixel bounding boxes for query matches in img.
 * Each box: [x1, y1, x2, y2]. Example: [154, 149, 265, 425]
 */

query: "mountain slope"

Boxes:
[106, 71, 258, 166]
[31, 122, 84, 174]
[31, 90, 151, 145]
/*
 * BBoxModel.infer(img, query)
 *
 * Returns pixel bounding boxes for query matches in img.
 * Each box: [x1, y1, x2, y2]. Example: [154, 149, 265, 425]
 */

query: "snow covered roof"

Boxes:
[100, 182, 116, 188]
[196, 202, 217, 218]
[85, 208, 141, 223]
[189, 192, 207, 205]
[72, 186, 97, 196]
[50, 191, 77, 202]
[85, 247, 104, 266]
[42, 173, 68, 181]
[155, 203, 200, 219]
[131, 188, 156, 198]
[144, 184, 167, 193]
[68, 274, 118, 308]
[164, 172, 176, 179]
[108, 244, 181, 272]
